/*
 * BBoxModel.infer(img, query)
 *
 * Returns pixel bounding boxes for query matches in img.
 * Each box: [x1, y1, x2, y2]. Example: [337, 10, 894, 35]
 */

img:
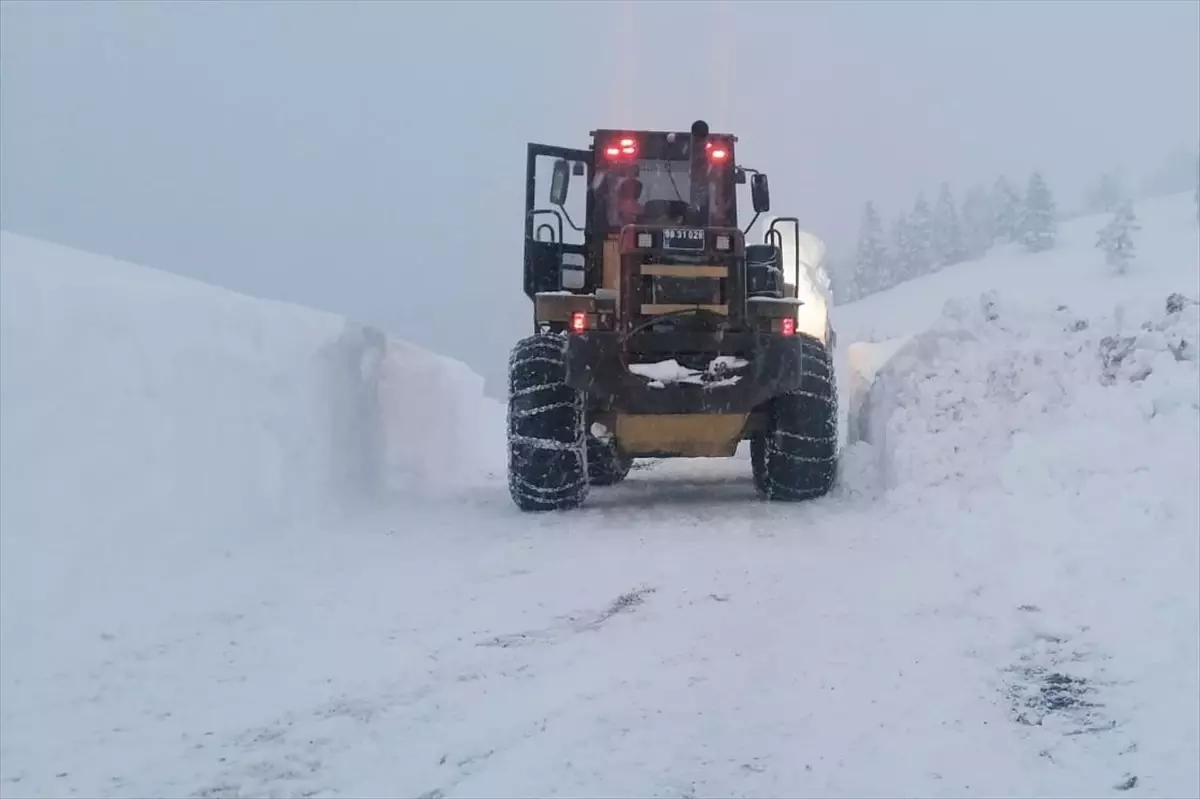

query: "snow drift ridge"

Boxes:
[0, 231, 503, 554]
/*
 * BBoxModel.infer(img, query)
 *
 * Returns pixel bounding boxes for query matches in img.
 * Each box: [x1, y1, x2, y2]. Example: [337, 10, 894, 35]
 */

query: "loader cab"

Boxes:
[523, 123, 752, 302]
[588, 130, 739, 233]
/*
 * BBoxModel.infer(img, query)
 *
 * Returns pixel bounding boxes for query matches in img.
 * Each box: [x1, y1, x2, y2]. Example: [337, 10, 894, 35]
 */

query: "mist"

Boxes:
[2, 0, 1197, 393]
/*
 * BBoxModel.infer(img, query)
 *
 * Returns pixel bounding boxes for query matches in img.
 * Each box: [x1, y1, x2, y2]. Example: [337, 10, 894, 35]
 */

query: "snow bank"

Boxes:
[856, 290, 1199, 494]
[839, 335, 911, 448]
[842, 289, 1200, 790]
[0, 231, 503, 586]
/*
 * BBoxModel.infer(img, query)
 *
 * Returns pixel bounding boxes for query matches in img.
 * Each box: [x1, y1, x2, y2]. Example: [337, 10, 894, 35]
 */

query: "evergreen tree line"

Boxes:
[1092, 157, 1199, 275]
[835, 172, 1058, 303]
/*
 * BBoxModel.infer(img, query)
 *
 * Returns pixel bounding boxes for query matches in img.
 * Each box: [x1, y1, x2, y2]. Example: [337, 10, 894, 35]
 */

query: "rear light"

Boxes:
[781, 317, 796, 336]
[637, 232, 653, 248]
[570, 311, 588, 333]
[605, 137, 637, 158]
[714, 234, 731, 251]
[705, 140, 730, 162]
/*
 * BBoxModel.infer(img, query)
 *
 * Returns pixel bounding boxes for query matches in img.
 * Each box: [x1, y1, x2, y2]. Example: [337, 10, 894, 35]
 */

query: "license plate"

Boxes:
[662, 228, 705, 250]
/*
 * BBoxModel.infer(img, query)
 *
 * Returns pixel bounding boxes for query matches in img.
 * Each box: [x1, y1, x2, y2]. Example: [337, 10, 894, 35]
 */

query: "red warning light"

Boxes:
[710, 148, 728, 161]
[780, 317, 796, 336]
[605, 137, 637, 158]
[570, 311, 588, 333]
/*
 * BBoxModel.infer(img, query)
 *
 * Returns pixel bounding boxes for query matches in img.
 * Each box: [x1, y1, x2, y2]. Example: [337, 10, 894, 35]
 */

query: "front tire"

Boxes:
[507, 334, 589, 511]
[753, 334, 838, 501]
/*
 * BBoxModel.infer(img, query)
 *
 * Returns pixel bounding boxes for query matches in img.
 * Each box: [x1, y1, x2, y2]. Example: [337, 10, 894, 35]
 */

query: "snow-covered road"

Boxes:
[4, 436, 1194, 799]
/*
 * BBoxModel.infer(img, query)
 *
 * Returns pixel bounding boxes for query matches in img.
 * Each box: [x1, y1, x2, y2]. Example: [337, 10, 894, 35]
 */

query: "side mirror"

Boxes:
[572, 161, 585, 176]
[549, 159, 571, 206]
[751, 173, 770, 213]
[733, 167, 747, 185]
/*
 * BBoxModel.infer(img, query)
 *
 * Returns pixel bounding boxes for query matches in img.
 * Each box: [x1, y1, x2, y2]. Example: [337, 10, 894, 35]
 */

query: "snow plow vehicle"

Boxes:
[508, 120, 838, 511]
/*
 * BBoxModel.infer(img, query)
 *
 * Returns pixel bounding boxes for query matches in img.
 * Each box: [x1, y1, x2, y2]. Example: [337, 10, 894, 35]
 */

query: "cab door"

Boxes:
[524, 143, 592, 301]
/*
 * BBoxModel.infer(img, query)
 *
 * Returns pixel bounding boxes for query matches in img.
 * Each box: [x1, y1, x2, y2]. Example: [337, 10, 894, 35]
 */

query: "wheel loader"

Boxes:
[508, 119, 838, 511]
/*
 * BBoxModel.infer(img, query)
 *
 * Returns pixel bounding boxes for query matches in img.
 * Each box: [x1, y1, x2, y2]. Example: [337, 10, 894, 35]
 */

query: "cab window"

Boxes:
[592, 161, 734, 230]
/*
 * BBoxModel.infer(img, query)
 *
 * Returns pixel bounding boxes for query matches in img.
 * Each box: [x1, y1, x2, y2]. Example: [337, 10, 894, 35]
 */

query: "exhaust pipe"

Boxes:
[689, 119, 709, 227]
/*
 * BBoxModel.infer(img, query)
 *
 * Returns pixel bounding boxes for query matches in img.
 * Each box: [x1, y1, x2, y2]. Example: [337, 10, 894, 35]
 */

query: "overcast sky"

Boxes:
[2, 0, 1197, 392]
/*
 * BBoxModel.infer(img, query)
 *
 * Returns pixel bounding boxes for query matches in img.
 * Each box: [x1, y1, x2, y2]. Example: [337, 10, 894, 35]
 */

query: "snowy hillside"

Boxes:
[1, 193, 1197, 799]
[836, 191, 1199, 441]
[834, 192, 1199, 347]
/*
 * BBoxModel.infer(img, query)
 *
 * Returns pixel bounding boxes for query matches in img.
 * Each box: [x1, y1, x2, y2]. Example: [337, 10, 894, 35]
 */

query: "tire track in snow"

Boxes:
[184, 585, 663, 799]
[477, 585, 657, 648]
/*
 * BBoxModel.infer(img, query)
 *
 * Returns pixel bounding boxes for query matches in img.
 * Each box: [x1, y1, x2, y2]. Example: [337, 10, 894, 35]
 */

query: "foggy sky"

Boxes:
[2, 0, 1197, 393]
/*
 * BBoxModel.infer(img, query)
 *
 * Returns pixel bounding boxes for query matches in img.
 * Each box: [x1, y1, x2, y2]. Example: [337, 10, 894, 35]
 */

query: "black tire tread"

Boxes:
[507, 334, 588, 511]
[755, 334, 838, 501]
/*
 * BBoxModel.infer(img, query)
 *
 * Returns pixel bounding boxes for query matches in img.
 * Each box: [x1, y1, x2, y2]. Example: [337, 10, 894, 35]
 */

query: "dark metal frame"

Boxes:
[766, 216, 803, 298]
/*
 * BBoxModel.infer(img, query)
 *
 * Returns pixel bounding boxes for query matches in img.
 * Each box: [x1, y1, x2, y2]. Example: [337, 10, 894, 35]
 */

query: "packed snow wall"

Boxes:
[844, 289, 1199, 499]
[0, 232, 504, 556]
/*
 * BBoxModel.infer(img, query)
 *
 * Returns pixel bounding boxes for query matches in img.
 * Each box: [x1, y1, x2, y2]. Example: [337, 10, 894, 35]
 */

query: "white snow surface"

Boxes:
[629, 358, 700, 384]
[2, 192, 1198, 799]
[630, 355, 749, 388]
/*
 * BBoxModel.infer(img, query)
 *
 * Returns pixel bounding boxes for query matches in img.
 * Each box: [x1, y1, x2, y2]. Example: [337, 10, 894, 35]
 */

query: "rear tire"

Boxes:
[750, 436, 769, 495]
[507, 333, 589, 511]
[587, 434, 632, 486]
[753, 334, 838, 501]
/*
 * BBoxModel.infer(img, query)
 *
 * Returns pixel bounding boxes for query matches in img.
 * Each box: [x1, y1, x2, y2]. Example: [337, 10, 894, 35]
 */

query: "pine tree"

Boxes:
[1020, 171, 1057, 252]
[889, 213, 918, 285]
[992, 176, 1021, 244]
[1096, 201, 1141, 274]
[932, 182, 967, 267]
[960, 184, 995, 259]
[820, 249, 855, 304]
[907, 194, 935, 276]
[825, 252, 854, 303]
[853, 201, 888, 297]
